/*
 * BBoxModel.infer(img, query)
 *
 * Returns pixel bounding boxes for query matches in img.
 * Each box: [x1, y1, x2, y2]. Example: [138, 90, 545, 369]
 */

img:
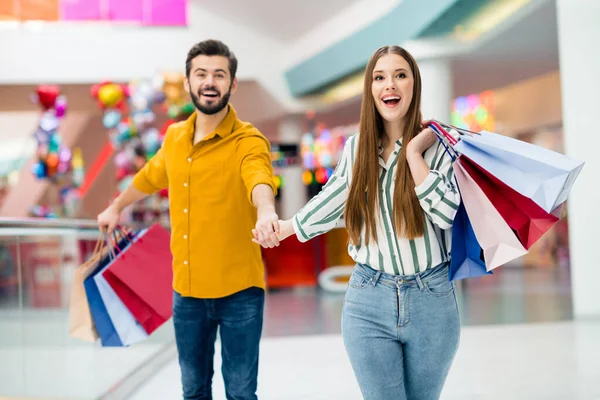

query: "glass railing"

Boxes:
[0, 218, 175, 400]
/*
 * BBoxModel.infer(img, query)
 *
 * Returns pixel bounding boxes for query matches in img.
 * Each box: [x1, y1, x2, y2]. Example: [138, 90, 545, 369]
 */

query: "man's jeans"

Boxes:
[173, 287, 265, 400]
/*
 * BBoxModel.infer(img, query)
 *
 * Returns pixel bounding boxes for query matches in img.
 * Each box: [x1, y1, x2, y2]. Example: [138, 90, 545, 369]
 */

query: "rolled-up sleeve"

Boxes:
[236, 133, 277, 204]
[132, 146, 169, 194]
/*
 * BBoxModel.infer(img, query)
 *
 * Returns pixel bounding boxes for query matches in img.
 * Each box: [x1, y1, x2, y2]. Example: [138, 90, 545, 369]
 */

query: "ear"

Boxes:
[183, 77, 190, 94]
[230, 77, 238, 95]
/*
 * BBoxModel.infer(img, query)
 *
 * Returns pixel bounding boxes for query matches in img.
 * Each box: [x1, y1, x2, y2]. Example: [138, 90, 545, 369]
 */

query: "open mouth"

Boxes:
[381, 95, 400, 107]
[200, 90, 219, 100]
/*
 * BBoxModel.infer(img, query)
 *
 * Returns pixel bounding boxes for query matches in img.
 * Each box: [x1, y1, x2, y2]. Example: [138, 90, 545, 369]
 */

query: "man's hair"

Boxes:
[185, 39, 238, 80]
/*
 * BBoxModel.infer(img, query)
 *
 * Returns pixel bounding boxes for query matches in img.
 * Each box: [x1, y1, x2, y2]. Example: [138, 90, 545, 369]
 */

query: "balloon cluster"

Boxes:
[93, 73, 194, 196]
[29, 85, 85, 218]
[30, 85, 71, 181]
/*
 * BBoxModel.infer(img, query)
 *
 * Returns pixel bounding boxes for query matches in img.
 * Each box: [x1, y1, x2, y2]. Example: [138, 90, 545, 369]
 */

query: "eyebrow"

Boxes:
[193, 68, 228, 74]
[373, 68, 408, 74]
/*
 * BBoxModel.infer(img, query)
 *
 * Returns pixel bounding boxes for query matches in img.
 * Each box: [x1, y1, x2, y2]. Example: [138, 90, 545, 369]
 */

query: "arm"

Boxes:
[408, 129, 460, 230]
[291, 135, 355, 242]
[236, 133, 280, 247]
[97, 146, 168, 232]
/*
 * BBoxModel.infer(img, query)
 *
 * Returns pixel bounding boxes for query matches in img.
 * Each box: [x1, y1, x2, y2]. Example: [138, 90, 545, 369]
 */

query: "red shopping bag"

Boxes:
[103, 224, 173, 334]
[458, 156, 559, 249]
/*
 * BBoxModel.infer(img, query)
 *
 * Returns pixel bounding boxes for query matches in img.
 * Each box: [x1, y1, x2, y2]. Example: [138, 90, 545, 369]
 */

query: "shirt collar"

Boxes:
[185, 104, 238, 142]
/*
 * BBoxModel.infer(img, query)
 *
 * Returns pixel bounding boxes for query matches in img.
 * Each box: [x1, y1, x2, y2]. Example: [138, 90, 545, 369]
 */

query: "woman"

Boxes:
[254, 46, 461, 400]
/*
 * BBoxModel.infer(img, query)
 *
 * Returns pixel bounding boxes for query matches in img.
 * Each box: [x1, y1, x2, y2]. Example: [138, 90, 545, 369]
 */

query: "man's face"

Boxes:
[185, 55, 237, 115]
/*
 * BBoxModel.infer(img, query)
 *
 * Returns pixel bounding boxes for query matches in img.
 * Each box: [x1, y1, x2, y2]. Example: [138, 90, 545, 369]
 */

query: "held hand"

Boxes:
[253, 206, 280, 248]
[97, 204, 121, 234]
[252, 219, 294, 248]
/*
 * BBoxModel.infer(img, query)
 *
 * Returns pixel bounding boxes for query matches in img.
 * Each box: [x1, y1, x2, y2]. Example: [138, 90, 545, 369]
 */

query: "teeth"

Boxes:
[382, 96, 400, 101]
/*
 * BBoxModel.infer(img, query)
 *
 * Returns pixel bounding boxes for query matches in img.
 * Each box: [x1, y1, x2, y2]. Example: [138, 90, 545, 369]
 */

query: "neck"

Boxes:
[382, 118, 405, 147]
[194, 105, 230, 140]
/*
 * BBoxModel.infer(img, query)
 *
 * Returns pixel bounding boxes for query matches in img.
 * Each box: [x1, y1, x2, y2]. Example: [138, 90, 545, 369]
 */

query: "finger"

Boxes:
[264, 235, 276, 248]
[273, 220, 280, 235]
[257, 230, 265, 242]
[266, 222, 275, 234]
[269, 233, 280, 247]
[252, 229, 259, 239]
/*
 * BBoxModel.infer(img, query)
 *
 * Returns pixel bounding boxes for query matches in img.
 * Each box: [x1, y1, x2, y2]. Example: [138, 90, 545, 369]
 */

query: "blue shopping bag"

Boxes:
[84, 234, 132, 347]
[453, 130, 584, 213]
[449, 200, 491, 281]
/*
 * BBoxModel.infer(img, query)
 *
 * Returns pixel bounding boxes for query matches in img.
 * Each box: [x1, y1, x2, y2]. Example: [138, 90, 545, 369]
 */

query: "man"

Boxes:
[97, 39, 280, 400]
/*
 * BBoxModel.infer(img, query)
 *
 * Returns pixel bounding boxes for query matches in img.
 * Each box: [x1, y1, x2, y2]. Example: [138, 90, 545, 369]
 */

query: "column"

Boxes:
[418, 58, 452, 123]
[277, 117, 307, 220]
[557, 0, 600, 318]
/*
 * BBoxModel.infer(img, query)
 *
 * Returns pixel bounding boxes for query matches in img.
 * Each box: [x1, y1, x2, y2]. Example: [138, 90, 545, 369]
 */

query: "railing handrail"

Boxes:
[0, 217, 99, 230]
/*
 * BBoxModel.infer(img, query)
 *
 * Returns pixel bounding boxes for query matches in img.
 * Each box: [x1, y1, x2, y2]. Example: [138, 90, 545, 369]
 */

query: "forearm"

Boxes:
[406, 151, 431, 186]
[112, 184, 149, 212]
[251, 184, 276, 212]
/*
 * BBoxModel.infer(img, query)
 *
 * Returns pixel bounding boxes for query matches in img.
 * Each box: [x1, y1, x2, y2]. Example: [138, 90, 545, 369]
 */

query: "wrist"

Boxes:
[257, 204, 276, 214]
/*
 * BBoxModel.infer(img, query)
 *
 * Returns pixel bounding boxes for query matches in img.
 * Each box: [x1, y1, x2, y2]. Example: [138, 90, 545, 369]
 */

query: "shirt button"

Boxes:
[184, 235, 188, 239]
[187, 157, 192, 162]
[183, 261, 188, 265]
[183, 182, 188, 187]
[184, 209, 188, 213]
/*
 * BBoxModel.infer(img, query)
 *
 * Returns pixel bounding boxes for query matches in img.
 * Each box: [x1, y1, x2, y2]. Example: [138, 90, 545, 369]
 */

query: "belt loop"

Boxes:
[372, 270, 382, 286]
[415, 274, 425, 291]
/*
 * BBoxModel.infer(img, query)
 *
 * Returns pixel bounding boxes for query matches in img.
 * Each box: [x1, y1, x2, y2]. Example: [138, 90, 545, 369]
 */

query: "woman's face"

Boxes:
[371, 53, 414, 123]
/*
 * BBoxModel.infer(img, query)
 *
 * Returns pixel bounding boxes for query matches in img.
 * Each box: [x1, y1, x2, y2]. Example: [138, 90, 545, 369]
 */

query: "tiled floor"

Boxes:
[0, 265, 581, 399]
[131, 320, 600, 400]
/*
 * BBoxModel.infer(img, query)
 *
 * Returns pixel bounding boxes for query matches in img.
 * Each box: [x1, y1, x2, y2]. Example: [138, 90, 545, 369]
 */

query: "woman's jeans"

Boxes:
[342, 262, 460, 400]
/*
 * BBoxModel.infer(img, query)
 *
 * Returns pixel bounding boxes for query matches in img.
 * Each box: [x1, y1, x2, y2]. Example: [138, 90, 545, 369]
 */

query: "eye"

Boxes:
[396, 73, 407, 78]
[216, 74, 225, 79]
[374, 75, 384, 81]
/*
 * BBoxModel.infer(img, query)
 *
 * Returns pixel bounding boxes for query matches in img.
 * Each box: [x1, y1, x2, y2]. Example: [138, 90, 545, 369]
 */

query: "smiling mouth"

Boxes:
[200, 90, 219, 100]
[382, 95, 400, 107]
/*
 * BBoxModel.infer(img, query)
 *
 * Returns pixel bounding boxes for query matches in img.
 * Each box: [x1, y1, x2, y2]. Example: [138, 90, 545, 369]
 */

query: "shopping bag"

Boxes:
[94, 233, 148, 345]
[84, 234, 132, 347]
[453, 130, 584, 213]
[458, 156, 560, 249]
[449, 202, 491, 281]
[103, 223, 173, 335]
[453, 159, 528, 271]
[69, 237, 105, 342]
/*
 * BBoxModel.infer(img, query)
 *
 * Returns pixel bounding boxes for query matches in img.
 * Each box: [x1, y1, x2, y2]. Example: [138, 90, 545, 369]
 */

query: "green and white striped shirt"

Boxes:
[293, 133, 460, 276]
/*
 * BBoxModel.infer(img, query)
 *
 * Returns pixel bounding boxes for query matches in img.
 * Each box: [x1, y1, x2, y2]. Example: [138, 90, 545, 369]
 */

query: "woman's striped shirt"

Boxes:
[292, 133, 460, 276]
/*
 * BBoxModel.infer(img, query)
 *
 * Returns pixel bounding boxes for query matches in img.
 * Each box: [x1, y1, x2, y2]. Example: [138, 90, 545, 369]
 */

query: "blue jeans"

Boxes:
[342, 263, 460, 400]
[172, 287, 264, 400]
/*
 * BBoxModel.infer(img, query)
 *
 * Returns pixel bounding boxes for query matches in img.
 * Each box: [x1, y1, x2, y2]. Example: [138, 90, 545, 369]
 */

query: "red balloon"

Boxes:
[35, 85, 60, 110]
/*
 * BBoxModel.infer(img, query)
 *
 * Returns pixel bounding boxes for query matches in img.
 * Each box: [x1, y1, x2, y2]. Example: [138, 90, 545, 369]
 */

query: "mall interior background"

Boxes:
[0, 0, 599, 398]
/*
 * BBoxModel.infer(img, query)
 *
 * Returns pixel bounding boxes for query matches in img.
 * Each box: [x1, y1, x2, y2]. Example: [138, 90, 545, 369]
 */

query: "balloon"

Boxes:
[47, 153, 59, 168]
[49, 134, 61, 153]
[34, 85, 60, 110]
[31, 162, 46, 178]
[57, 160, 70, 174]
[181, 102, 195, 115]
[103, 110, 122, 129]
[98, 83, 125, 107]
[59, 147, 72, 163]
[39, 112, 59, 132]
[34, 128, 50, 144]
[162, 72, 186, 107]
[167, 105, 180, 119]
[114, 151, 130, 170]
[55, 95, 67, 118]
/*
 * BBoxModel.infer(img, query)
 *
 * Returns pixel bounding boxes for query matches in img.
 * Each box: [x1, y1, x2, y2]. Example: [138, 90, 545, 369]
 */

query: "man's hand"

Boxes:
[253, 206, 280, 248]
[253, 218, 294, 248]
[97, 204, 122, 234]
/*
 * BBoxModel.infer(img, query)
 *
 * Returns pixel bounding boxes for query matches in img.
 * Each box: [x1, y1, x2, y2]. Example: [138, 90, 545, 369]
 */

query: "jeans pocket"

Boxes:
[348, 270, 371, 291]
[424, 278, 454, 298]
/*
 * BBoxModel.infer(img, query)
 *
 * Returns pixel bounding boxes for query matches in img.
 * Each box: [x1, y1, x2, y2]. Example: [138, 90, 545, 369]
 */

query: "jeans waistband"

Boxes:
[355, 262, 449, 289]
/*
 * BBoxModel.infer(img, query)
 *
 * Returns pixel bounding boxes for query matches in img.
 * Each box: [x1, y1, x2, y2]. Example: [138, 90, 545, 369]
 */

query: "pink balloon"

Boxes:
[55, 96, 67, 118]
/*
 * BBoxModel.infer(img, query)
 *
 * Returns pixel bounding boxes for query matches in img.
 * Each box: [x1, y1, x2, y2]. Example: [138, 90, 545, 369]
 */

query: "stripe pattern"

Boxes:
[293, 133, 460, 276]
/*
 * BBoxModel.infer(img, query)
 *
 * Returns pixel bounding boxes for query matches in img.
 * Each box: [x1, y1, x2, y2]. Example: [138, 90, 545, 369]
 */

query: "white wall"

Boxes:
[0, 3, 301, 111]
[556, 0, 600, 318]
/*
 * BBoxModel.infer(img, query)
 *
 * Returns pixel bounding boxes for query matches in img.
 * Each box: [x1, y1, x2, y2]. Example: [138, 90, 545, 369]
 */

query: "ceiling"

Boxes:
[452, 0, 559, 96]
[195, 0, 364, 41]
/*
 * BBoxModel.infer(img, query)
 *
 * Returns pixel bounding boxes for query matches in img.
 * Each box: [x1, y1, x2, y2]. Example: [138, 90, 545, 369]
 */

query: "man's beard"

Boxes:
[189, 84, 232, 116]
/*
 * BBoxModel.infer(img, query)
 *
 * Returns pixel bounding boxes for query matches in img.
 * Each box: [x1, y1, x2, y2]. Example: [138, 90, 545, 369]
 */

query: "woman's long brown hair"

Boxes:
[345, 45, 424, 245]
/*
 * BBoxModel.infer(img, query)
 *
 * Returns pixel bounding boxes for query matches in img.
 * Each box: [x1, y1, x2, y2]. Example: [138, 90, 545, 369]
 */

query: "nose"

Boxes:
[385, 80, 397, 91]
[204, 74, 215, 86]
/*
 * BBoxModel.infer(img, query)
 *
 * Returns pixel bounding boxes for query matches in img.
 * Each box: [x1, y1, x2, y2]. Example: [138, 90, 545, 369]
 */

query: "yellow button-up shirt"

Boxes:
[132, 105, 276, 298]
